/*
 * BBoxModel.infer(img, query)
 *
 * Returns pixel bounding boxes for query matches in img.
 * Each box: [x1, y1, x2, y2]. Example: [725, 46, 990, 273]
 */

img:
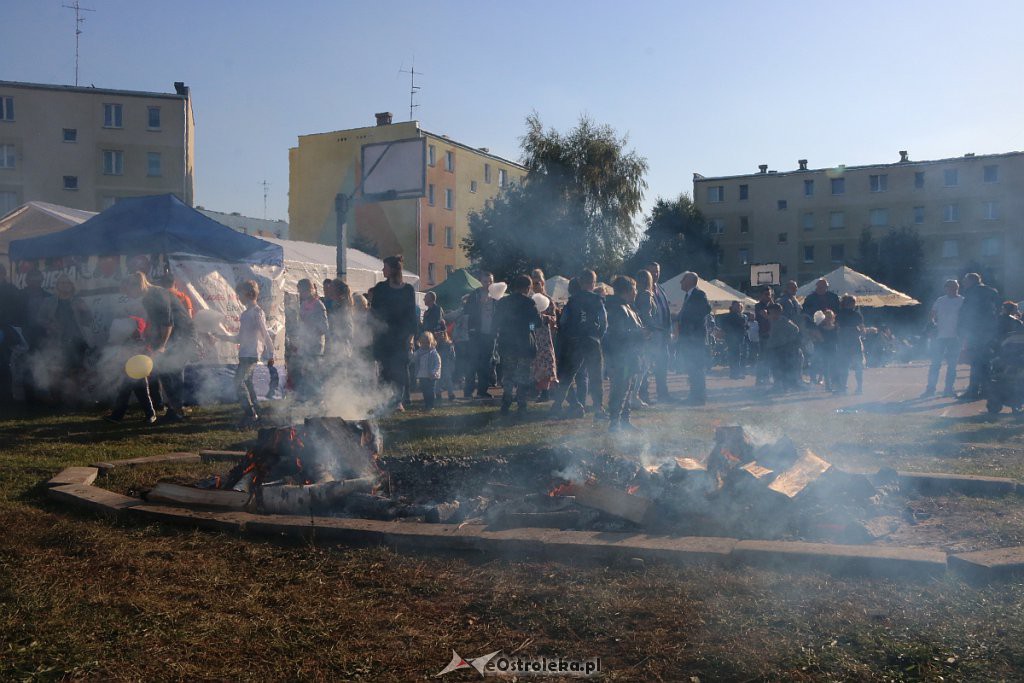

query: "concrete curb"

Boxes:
[733, 539, 947, 578]
[897, 471, 1019, 497]
[948, 547, 1024, 582]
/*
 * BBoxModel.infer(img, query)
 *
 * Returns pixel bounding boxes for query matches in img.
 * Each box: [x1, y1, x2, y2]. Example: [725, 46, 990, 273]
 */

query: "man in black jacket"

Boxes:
[720, 301, 747, 379]
[801, 278, 841, 319]
[548, 269, 608, 420]
[369, 255, 418, 408]
[605, 276, 645, 432]
[465, 272, 497, 398]
[957, 272, 1001, 401]
[641, 261, 673, 402]
[495, 274, 542, 418]
[676, 271, 712, 405]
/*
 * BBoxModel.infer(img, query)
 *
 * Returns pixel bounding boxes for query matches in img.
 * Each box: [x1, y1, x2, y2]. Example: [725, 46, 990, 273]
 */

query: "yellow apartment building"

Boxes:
[0, 80, 195, 215]
[288, 114, 526, 288]
[694, 151, 1024, 298]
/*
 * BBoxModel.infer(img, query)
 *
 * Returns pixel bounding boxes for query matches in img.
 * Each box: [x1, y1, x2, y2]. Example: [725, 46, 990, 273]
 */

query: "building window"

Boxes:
[803, 246, 815, 263]
[739, 216, 749, 233]
[428, 145, 436, 167]
[830, 177, 845, 195]
[943, 203, 959, 222]
[829, 211, 845, 229]
[941, 239, 959, 258]
[0, 144, 15, 169]
[498, 169, 508, 187]
[739, 184, 748, 200]
[913, 206, 925, 224]
[944, 169, 958, 186]
[63, 175, 78, 190]
[444, 151, 454, 172]
[778, 232, 788, 244]
[445, 264, 454, 277]
[869, 174, 888, 192]
[427, 222, 435, 245]
[484, 163, 492, 183]
[830, 244, 845, 263]
[777, 199, 787, 210]
[804, 179, 814, 196]
[802, 212, 814, 231]
[427, 184, 435, 206]
[0, 96, 13, 121]
[869, 208, 889, 227]
[707, 185, 724, 203]
[984, 165, 999, 183]
[914, 171, 925, 189]
[103, 103, 123, 128]
[708, 218, 725, 235]
[0, 191, 17, 214]
[983, 201, 1000, 220]
[981, 237, 1001, 257]
[102, 149, 125, 175]
[147, 107, 161, 130]
[427, 262, 436, 285]
[444, 188, 454, 209]
[739, 248, 749, 265]
[63, 128, 77, 143]
[445, 226, 453, 248]
[470, 180, 478, 193]
[147, 152, 162, 177]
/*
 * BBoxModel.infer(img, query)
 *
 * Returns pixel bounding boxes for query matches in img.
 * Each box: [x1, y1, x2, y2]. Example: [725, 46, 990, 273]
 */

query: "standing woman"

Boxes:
[530, 270, 557, 402]
[632, 269, 656, 406]
[293, 278, 328, 401]
[835, 295, 865, 394]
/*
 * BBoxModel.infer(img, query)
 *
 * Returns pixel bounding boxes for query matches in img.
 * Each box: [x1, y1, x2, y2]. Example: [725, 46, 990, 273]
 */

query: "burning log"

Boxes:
[147, 483, 250, 510]
[259, 477, 378, 515]
[425, 501, 462, 524]
[767, 449, 832, 500]
[562, 481, 653, 525]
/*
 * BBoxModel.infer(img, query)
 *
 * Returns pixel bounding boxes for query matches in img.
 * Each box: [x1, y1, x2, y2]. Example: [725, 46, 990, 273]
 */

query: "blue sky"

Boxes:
[7, 0, 1023, 224]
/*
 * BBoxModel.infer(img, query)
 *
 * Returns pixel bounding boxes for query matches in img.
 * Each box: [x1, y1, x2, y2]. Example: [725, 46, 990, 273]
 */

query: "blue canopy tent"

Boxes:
[8, 193, 283, 265]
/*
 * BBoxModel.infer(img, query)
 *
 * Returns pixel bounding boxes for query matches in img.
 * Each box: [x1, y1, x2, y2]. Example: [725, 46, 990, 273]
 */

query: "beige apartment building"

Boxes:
[694, 151, 1024, 298]
[289, 114, 526, 288]
[0, 80, 195, 216]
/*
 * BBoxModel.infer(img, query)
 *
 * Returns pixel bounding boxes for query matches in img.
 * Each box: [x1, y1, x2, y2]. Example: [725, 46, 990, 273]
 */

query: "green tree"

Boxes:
[627, 194, 720, 280]
[463, 114, 648, 280]
[856, 227, 926, 297]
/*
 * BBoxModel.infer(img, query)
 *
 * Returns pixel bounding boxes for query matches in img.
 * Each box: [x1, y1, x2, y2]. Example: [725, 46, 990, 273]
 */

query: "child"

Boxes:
[103, 315, 156, 424]
[217, 280, 276, 426]
[435, 328, 457, 401]
[414, 331, 442, 410]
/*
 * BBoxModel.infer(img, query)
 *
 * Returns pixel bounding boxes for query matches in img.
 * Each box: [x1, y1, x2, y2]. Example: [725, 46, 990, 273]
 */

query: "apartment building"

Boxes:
[289, 114, 526, 288]
[0, 80, 194, 216]
[694, 151, 1024, 297]
[198, 208, 289, 240]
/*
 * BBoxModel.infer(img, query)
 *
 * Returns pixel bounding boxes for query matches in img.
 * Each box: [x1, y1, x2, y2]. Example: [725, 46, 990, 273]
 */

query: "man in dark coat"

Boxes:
[641, 261, 673, 403]
[676, 271, 712, 405]
[494, 274, 542, 419]
[604, 275, 646, 432]
[465, 272, 498, 398]
[801, 278, 841, 319]
[720, 301, 747, 379]
[369, 255, 418, 408]
[548, 269, 608, 420]
[957, 272, 1001, 400]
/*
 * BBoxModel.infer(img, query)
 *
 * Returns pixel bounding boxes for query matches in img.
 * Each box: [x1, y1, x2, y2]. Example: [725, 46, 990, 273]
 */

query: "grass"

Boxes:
[2, 399, 1024, 681]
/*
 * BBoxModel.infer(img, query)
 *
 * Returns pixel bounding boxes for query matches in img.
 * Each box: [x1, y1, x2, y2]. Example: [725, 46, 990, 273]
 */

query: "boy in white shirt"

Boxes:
[217, 280, 275, 426]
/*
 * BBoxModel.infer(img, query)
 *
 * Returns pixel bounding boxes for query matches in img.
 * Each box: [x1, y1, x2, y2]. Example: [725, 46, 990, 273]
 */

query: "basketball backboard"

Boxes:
[360, 137, 426, 201]
[751, 263, 781, 287]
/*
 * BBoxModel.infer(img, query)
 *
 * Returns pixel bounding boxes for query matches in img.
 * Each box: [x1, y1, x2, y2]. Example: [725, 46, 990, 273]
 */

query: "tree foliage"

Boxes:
[463, 114, 648, 281]
[626, 194, 720, 280]
[856, 227, 926, 297]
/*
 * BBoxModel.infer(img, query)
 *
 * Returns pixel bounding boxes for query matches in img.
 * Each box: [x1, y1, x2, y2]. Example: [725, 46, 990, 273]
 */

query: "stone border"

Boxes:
[45, 454, 1024, 582]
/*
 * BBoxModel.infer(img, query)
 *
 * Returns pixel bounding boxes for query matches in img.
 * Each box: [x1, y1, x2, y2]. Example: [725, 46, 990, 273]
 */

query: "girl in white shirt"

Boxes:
[217, 280, 275, 426]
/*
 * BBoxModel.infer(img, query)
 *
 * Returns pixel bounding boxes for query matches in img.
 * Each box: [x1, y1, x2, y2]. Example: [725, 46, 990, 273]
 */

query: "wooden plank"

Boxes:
[92, 452, 200, 472]
[767, 449, 832, 499]
[147, 482, 250, 510]
[565, 481, 652, 525]
[198, 450, 247, 462]
[48, 466, 99, 487]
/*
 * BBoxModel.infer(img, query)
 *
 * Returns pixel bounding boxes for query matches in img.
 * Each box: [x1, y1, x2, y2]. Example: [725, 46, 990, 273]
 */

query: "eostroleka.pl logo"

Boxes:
[435, 650, 602, 678]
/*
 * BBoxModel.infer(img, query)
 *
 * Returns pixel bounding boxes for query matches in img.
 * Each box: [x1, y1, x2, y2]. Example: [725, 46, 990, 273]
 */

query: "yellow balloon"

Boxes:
[125, 354, 154, 380]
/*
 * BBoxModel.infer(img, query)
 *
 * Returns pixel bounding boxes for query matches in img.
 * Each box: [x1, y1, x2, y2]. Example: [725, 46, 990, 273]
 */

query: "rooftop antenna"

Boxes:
[260, 180, 270, 219]
[398, 59, 422, 121]
[63, 1, 95, 86]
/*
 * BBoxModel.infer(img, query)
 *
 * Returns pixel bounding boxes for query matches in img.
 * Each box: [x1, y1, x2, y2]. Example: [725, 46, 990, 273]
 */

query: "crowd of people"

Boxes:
[3, 255, 1021, 430]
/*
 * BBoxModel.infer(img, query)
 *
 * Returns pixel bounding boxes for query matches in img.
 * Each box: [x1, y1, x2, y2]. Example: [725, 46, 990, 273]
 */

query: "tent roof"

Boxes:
[428, 268, 481, 309]
[796, 265, 919, 307]
[710, 278, 757, 307]
[8, 194, 283, 266]
[546, 275, 571, 303]
[258, 235, 418, 283]
[0, 201, 97, 258]
[662, 274, 752, 313]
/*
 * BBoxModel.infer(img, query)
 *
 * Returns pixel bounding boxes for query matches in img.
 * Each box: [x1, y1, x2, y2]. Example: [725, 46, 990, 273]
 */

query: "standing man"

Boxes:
[801, 278, 841, 319]
[466, 272, 498, 399]
[778, 280, 802, 322]
[677, 272, 711, 405]
[957, 272, 1001, 401]
[0, 264, 26, 405]
[420, 291, 445, 335]
[754, 287, 774, 386]
[720, 301, 747, 379]
[641, 262, 672, 403]
[369, 255, 418, 408]
[494, 274, 542, 419]
[922, 279, 963, 398]
[549, 269, 608, 420]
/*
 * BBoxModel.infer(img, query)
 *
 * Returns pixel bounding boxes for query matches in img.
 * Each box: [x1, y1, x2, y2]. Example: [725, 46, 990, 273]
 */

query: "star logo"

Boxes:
[435, 649, 502, 677]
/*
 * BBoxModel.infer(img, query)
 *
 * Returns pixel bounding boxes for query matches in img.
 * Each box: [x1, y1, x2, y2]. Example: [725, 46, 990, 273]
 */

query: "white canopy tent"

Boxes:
[710, 279, 757, 308]
[662, 274, 752, 314]
[0, 201, 98, 267]
[546, 275, 571, 304]
[796, 265, 919, 307]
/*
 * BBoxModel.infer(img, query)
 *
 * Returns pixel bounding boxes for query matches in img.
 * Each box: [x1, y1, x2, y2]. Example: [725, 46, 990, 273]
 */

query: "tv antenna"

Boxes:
[260, 180, 270, 219]
[63, 1, 95, 87]
[398, 60, 422, 121]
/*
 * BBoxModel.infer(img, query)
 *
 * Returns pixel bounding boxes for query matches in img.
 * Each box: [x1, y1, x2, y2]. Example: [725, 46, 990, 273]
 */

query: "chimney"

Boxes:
[798, 159, 808, 171]
[173, 81, 189, 97]
[758, 164, 768, 174]
[374, 112, 393, 126]
[899, 150, 909, 162]
[478, 147, 490, 153]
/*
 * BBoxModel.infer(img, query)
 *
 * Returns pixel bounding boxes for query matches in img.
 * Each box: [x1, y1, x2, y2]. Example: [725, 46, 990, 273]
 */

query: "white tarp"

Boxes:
[661, 274, 752, 314]
[710, 279, 757, 308]
[796, 265, 920, 307]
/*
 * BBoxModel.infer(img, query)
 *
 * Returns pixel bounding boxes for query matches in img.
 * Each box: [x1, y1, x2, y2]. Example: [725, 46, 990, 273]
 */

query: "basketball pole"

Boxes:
[334, 193, 348, 278]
